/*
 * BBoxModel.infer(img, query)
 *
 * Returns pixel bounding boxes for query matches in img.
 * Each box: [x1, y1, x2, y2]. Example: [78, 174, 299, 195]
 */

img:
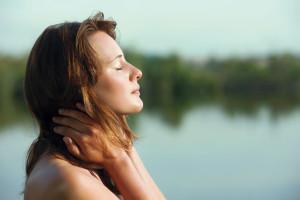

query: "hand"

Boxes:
[52, 103, 127, 167]
[52, 104, 165, 200]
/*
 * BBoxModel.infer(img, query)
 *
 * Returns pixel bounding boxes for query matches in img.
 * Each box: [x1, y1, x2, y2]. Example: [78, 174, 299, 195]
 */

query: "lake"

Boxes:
[1, 103, 300, 200]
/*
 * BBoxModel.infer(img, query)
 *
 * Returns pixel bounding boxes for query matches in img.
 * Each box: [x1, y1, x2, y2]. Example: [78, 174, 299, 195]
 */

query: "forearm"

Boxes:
[104, 153, 156, 200]
[128, 147, 166, 200]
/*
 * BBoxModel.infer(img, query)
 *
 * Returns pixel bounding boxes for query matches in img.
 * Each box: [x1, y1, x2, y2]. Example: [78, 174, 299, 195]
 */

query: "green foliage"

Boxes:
[1, 51, 300, 127]
[0, 54, 28, 127]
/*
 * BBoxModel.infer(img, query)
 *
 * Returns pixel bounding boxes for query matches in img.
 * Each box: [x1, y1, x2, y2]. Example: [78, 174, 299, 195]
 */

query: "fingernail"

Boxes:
[64, 137, 72, 144]
[58, 109, 64, 114]
[52, 117, 57, 122]
[63, 137, 68, 143]
[53, 127, 59, 132]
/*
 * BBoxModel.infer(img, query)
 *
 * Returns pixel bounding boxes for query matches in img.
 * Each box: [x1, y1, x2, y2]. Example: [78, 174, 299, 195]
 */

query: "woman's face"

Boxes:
[88, 31, 143, 115]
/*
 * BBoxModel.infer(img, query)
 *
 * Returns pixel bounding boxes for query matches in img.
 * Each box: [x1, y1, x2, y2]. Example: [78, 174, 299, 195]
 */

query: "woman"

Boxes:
[23, 11, 166, 200]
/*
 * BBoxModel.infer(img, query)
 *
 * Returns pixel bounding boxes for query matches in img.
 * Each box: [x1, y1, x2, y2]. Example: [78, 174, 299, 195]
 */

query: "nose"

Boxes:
[130, 64, 143, 81]
[135, 67, 143, 80]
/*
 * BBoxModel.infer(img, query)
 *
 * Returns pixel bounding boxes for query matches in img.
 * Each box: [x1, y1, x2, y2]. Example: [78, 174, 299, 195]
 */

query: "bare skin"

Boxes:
[55, 105, 165, 199]
[24, 103, 166, 200]
[25, 153, 120, 200]
[24, 31, 166, 200]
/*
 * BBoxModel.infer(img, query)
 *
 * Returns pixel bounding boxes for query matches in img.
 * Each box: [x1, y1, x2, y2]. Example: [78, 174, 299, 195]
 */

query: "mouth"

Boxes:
[131, 87, 140, 96]
[132, 90, 140, 95]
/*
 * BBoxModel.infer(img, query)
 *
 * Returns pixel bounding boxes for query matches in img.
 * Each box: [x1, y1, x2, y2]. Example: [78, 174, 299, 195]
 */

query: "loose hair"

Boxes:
[24, 11, 137, 184]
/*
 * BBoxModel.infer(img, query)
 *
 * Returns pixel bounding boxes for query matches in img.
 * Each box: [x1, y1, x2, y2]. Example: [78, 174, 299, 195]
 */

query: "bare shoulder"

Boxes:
[24, 155, 119, 200]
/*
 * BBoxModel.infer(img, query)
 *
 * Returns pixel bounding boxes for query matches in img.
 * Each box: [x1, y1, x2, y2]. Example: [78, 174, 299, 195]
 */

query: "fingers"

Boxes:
[63, 137, 81, 158]
[53, 126, 82, 142]
[52, 116, 88, 133]
[58, 106, 91, 125]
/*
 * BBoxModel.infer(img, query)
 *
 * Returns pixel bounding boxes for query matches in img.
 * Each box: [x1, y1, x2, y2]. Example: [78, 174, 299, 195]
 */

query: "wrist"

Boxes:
[102, 150, 129, 170]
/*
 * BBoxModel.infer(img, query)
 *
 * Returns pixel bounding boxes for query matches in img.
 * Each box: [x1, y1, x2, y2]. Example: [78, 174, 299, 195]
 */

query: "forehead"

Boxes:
[87, 31, 122, 64]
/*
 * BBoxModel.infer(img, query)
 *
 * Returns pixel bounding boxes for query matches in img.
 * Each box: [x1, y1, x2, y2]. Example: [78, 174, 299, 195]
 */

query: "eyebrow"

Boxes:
[109, 54, 123, 63]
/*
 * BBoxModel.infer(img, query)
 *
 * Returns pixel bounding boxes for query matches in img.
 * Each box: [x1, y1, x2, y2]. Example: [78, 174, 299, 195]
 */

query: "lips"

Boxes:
[132, 90, 140, 95]
[131, 86, 140, 95]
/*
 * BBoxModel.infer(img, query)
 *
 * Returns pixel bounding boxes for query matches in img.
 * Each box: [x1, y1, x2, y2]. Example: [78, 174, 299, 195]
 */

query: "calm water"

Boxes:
[1, 104, 300, 200]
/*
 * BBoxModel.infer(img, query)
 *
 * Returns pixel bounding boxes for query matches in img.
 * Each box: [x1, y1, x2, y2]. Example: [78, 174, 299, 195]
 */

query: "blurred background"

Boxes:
[1, 0, 300, 199]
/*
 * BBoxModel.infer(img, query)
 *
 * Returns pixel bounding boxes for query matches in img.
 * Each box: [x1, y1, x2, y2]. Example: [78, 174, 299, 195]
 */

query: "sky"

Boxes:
[0, 0, 299, 59]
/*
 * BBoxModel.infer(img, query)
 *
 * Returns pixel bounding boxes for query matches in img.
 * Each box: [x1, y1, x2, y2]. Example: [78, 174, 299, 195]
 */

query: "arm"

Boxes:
[103, 152, 157, 200]
[52, 107, 159, 200]
[128, 146, 166, 200]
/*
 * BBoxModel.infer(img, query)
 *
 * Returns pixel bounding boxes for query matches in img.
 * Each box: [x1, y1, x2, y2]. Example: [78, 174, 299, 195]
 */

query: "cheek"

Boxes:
[106, 76, 127, 96]
[95, 75, 128, 105]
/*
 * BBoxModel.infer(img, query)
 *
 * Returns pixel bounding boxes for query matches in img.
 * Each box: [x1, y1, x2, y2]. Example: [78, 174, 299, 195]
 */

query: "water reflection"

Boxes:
[142, 95, 300, 128]
[135, 105, 300, 199]
[2, 95, 300, 133]
[1, 100, 300, 200]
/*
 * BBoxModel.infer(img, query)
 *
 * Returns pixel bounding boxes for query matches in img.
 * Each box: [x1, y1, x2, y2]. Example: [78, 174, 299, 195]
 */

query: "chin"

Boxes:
[128, 100, 144, 114]
[117, 100, 143, 115]
[130, 101, 144, 113]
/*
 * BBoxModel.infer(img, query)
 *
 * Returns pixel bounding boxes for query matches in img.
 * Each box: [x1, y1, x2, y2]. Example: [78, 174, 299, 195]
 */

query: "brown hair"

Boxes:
[24, 11, 137, 181]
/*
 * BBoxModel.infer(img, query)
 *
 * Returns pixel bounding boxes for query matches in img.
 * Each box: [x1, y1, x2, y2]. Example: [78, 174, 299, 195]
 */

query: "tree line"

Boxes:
[1, 51, 300, 125]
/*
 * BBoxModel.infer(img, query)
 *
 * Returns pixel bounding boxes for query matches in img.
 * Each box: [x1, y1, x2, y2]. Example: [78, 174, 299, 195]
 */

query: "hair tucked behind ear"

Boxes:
[24, 11, 138, 182]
